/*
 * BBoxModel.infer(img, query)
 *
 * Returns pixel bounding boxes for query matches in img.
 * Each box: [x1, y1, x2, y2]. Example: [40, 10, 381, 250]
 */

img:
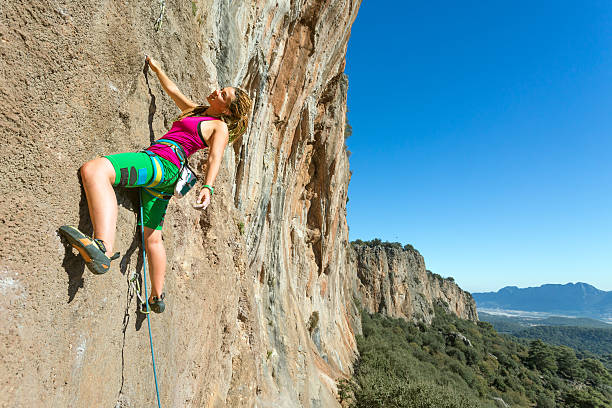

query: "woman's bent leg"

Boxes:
[80, 157, 118, 256]
[143, 226, 166, 299]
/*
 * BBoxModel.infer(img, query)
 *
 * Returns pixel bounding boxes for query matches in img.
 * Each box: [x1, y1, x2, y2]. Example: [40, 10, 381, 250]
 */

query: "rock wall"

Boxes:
[0, 0, 360, 407]
[352, 243, 479, 324]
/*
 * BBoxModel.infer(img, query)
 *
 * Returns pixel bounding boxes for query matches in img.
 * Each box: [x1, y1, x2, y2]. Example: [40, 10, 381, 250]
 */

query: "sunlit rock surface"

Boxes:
[0, 0, 359, 406]
[352, 243, 479, 324]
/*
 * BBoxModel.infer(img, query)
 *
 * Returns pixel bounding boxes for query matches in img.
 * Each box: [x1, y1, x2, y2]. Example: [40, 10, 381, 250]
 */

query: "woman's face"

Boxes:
[207, 87, 236, 113]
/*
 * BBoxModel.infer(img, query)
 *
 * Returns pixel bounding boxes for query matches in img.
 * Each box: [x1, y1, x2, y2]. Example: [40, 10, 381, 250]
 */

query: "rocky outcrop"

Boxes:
[352, 243, 478, 323]
[1, 1, 359, 407]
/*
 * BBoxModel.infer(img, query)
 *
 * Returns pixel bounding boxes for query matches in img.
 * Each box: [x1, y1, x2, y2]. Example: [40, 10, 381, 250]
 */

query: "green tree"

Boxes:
[581, 358, 608, 386]
[555, 346, 585, 381]
[563, 389, 606, 408]
[534, 391, 556, 408]
[527, 340, 558, 373]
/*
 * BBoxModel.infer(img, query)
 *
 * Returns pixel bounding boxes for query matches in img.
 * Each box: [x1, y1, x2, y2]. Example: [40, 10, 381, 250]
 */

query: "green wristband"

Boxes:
[203, 184, 214, 195]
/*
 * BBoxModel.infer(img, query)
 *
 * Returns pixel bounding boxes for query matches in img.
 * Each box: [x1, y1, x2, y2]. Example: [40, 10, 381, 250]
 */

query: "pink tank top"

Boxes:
[147, 116, 219, 169]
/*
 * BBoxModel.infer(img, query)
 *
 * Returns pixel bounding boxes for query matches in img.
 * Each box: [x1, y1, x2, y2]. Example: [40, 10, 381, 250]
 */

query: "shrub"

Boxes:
[342, 308, 612, 408]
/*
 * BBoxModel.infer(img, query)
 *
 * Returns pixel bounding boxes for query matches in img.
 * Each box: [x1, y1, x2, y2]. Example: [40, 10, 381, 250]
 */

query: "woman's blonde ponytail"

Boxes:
[225, 87, 252, 144]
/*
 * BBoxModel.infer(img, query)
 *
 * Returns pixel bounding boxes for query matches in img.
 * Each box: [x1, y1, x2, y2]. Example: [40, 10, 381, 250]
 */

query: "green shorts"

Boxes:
[104, 152, 179, 230]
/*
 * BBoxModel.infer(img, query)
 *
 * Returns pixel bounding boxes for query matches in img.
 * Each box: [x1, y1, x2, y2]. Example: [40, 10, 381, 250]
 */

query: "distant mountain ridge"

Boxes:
[473, 282, 612, 320]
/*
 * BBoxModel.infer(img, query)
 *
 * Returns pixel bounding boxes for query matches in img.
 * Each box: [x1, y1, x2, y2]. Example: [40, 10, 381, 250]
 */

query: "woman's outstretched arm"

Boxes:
[146, 56, 197, 112]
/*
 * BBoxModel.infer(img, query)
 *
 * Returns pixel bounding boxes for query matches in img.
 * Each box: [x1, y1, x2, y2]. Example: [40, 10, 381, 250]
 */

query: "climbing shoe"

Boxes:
[143, 293, 165, 314]
[59, 225, 119, 275]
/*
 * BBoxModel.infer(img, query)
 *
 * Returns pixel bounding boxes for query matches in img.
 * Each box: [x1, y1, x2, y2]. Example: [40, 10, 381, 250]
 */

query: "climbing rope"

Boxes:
[139, 188, 162, 408]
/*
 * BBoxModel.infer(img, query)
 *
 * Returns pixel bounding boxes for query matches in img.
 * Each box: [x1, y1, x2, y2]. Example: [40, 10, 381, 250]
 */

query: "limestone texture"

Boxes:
[1, 1, 476, 407]
[352, 243, 479, 324]
[1, 1, 359, 406]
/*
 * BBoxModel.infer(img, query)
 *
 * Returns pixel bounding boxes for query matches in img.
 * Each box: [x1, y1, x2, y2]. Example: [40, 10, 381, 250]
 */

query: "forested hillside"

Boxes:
[512, 326, 612, 355]
[479, 312, 612, 372]
[338, 305, 612, 408]
[479, 313, 612, 331]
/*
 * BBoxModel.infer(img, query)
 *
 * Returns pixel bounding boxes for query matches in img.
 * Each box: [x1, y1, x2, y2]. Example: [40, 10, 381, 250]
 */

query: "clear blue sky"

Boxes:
[345, 1, 612, 293]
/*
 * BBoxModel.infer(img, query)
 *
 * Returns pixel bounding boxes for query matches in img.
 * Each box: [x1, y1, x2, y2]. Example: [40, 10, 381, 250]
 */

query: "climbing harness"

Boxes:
[139, 188, 162, 408]
[145, 138, 198, 198]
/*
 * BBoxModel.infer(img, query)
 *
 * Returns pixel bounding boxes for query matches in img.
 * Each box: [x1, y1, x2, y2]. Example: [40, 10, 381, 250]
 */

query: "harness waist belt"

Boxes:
[150, 138, 186, 164]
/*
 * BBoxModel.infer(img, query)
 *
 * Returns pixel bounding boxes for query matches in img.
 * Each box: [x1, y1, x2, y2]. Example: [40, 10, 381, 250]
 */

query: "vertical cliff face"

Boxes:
[1, 1, 360, 407]
[352, 243, 479, 323]
[229, 1, 361, 405]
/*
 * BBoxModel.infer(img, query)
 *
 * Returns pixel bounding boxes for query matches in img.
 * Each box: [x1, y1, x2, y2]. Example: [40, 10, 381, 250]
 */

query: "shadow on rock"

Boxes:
[118, 224, 147, 330]
[143, 60, 157, 145]
[60, 172, 143, 303]
[60, 172, 92, 303]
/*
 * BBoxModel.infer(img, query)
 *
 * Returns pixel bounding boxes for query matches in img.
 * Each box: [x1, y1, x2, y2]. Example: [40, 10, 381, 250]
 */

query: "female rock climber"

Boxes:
[60, 56, 252, 313]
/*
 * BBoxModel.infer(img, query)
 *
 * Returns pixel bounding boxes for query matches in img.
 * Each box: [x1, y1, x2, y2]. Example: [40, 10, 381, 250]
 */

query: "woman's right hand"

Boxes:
[145, 55, 161, 73]
[193, 187, 211, 211]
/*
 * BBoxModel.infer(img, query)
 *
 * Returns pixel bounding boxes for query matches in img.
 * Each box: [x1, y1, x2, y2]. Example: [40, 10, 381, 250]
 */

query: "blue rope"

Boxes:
[140, 188, 162, 408]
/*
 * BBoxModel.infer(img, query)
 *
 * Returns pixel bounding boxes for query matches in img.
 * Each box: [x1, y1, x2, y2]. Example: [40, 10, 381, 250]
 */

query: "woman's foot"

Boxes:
[59, 225, 119, 274]
[144, 293, 166, 314]
[93, 238, 118, 260]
